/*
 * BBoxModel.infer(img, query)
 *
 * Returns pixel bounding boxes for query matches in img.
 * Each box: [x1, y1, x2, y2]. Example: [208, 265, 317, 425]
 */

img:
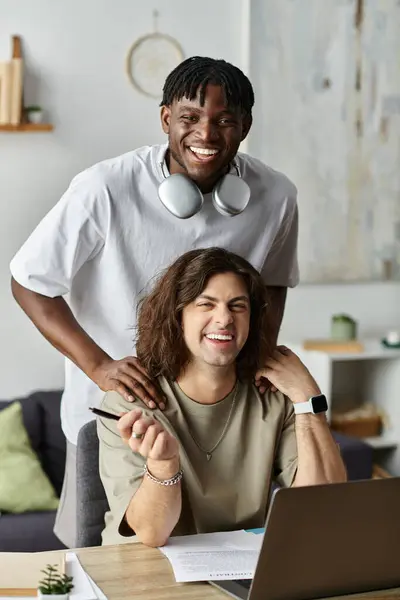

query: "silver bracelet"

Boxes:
[143, 463, 183, 486]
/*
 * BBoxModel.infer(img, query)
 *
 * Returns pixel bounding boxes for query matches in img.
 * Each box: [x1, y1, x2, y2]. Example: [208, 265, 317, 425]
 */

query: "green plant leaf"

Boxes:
[38, 563, 73, 593]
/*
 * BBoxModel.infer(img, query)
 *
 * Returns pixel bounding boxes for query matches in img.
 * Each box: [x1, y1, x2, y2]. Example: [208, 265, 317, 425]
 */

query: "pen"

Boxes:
[89, 407, 120, 421]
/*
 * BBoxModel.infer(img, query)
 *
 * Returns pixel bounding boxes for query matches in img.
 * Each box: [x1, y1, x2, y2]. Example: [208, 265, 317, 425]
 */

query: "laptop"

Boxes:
[210, 477, 400, 600]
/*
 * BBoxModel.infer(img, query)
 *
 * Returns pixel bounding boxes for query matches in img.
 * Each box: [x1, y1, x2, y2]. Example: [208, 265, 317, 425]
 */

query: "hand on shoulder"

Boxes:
[91, 355, 166, 410]
[255, 346, 321, 404]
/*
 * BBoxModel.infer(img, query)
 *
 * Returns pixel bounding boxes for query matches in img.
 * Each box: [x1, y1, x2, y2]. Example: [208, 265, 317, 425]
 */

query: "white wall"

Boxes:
[0, 0, 399, 399]
[281, 282, 400, 342]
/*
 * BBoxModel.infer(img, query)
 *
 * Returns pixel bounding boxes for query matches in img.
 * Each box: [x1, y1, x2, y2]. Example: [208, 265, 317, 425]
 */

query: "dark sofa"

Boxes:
[0, 390, 67, 552]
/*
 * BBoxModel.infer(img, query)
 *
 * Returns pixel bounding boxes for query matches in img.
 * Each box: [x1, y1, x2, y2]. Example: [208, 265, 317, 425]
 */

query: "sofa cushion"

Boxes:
[22, 391, 66, 495]
[0, 401, 59, 513]
[0, 390, 65, 496]
[2, 395, 42, 454]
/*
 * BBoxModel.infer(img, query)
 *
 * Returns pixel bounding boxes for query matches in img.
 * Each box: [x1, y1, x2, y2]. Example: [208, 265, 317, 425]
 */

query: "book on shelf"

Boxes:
[10, 35, 23, 125]
[0, 60, 13, 125]
[0, 35, 24, 126]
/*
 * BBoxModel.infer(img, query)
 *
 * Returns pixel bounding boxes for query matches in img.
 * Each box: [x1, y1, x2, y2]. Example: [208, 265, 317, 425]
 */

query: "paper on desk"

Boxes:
[66, 553, 99, 600]
[86, 574, 108, 600]
[69, 554, 107, 600]
[159, 530, 264, 583]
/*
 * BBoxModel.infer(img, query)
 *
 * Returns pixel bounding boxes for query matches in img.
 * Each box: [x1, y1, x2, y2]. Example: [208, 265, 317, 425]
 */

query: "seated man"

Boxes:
[98, 248, 346, 547]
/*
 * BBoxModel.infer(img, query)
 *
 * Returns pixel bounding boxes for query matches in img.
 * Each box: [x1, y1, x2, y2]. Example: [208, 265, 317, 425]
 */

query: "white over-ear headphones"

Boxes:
[157, 160, 251, 219]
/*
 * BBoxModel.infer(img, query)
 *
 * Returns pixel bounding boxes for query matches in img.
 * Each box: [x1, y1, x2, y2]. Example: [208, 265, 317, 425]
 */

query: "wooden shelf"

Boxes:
[0, 123, 53, 132]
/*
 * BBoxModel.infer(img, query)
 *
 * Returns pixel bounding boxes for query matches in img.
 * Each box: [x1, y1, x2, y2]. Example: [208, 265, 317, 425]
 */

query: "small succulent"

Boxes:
[25, 105, 42, 112]
[38, 564, 74, 595]
[332, 314, 355, 323]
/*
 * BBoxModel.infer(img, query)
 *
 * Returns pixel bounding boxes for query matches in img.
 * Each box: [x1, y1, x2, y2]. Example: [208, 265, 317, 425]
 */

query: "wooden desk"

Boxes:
[41, 543, 400, 600]
[76, 542, 222, 599]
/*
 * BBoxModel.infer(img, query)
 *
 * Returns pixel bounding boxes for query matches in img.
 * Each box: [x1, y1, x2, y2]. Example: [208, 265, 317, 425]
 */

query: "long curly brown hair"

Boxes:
[135, 248, 272, 381]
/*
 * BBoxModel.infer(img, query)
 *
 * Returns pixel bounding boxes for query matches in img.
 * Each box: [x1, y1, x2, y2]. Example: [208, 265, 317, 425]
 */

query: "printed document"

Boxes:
[158, 529, 264, 583]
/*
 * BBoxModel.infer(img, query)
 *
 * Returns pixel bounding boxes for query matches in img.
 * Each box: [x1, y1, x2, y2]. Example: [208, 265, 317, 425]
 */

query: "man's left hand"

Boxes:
[255, 345, 321, 404]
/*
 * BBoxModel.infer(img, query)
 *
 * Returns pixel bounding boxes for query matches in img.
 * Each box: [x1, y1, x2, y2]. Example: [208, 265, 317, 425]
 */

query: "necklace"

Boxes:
[184, 382, 239, 461]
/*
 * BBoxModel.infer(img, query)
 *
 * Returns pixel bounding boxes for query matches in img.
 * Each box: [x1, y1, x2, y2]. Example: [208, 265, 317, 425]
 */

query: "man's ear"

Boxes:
[160, 105, 171, 134]
[241, 114, 252, 141]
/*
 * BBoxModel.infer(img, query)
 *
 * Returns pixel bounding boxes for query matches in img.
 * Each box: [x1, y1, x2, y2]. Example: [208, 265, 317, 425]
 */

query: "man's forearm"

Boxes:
[125, 457, 182, 547]
[11, 278, 110, 378]
[292, 414, 347, 486]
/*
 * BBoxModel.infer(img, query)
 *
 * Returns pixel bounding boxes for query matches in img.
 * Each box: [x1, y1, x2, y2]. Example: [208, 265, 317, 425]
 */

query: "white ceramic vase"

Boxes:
[27, 110, 44, 124]
[37, 592, 69, 600]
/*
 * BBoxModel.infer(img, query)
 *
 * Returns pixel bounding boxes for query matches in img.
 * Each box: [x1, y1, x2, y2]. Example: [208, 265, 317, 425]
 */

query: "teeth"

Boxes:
[190, 147, 218, 156]
[206, 334, 233, 341]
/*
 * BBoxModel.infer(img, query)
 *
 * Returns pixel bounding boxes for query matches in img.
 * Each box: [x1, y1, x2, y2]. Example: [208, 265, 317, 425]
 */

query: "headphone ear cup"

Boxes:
[212, 174, 251, 216]
[158, 174, 204, 219]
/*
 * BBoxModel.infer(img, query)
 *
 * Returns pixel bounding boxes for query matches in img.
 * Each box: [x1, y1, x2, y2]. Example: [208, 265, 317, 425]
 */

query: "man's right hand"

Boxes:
[91, 356, 166, 410]
[118, 408, 179, 461]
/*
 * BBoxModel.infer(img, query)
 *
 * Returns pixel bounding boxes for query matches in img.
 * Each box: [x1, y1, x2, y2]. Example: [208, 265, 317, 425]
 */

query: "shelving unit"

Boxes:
[363, 434, 398, 449]
[0, 123, 53, 132]
[0, 35, 54, 133]
[284, 339, 400, 474]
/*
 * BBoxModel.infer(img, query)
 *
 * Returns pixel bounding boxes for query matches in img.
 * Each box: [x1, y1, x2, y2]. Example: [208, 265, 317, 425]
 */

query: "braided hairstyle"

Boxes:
[161, 56, 254, 117]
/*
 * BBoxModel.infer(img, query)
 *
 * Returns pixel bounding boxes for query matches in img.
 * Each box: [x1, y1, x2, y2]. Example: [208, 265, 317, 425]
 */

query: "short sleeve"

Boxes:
[273, 397, 298, 487]
[97, 391, 146, 539]
[10, 171, 106, 298]
[261, 196, 299, 288]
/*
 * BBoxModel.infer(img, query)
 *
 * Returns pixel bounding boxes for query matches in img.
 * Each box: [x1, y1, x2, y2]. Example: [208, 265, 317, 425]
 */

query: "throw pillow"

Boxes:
[0, 401, 59, 513]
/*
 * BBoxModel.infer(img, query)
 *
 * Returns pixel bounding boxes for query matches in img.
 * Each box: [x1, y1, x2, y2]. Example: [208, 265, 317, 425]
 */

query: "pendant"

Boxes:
[206, 453, 212, 461]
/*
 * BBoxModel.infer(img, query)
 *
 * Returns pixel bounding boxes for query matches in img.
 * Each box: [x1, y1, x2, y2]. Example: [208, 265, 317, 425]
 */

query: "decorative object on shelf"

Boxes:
[10, 35, 23, 125]
[302, 339, 364, 353]
[0, 35, 23, 125]
[382, 330, 400, 349]
[0, 34, 53, 132]
[125, 10, 184, 98]
[37, 564, 73, 599]
[330, 313, 358, 341]
[331, 404, 384, 438]
[25, 104, 44, 123]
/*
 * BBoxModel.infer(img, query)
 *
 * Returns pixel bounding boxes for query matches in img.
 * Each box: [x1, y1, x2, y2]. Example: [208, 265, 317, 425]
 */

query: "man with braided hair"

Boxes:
[10, 56, 299, 547]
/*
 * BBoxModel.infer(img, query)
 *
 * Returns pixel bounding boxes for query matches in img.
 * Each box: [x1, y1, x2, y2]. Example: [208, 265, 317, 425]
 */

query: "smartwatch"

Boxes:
[293, 394, 328, 415]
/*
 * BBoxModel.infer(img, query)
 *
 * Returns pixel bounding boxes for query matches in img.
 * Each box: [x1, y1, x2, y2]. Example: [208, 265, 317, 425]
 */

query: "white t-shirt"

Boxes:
[10, 144, 299, 444]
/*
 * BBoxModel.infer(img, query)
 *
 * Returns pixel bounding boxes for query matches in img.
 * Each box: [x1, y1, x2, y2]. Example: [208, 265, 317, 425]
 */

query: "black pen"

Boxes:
[89, 407, 120, 421]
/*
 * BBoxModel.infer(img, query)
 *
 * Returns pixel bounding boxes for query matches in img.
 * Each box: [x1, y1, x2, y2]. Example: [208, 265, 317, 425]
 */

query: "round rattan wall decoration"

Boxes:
[125, 11, 184, 99]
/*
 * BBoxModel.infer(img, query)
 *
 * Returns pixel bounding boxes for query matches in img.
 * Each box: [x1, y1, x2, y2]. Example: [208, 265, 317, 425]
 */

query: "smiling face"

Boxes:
[160, 84, 251, 193]
[181, 271, 250, 371]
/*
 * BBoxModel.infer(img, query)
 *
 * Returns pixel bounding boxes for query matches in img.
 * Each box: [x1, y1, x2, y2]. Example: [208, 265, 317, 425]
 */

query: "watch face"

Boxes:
[310, 394, 328, 414]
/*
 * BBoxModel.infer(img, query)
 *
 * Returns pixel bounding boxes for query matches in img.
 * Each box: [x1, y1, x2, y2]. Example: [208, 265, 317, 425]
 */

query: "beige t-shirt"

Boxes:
[98, 378, 298, 546]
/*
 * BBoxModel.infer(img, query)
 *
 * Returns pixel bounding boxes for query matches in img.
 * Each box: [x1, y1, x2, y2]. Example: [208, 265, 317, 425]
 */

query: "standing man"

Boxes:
[10, 56, 299, 547]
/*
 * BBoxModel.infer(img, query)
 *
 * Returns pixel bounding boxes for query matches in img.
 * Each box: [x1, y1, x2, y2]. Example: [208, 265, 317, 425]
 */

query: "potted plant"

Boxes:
[37, 564, 74, 599]
[25, 105, 44, 124]
[331, 313, 357, 341]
